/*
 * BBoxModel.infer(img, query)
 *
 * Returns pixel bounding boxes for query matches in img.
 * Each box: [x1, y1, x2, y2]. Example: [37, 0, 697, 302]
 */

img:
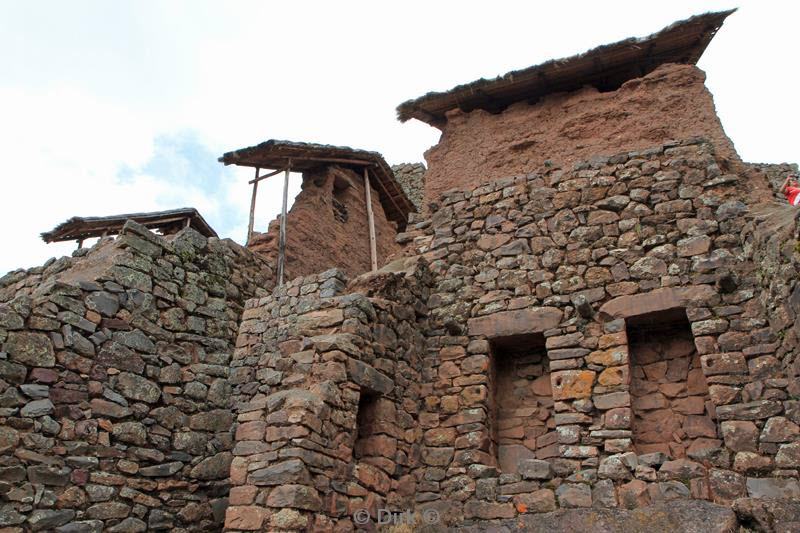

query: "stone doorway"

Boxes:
[490, 333, 556, 474]
[627, 309, 716, 458]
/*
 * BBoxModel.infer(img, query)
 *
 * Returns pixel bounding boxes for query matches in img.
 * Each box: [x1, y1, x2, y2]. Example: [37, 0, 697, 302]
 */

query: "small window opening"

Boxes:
[354, 389, 378, 459]
[332, 174, 350, 223]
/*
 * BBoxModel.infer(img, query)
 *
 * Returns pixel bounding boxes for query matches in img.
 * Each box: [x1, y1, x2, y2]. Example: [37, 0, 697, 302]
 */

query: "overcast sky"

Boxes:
[2, 1, 797, 275]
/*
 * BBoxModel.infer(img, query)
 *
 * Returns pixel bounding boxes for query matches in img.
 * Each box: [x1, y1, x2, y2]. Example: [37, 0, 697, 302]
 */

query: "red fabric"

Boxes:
[786, 186, 800, 206]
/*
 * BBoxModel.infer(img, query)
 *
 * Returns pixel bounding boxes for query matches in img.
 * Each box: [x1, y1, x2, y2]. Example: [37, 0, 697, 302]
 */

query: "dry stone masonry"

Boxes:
[0, 221, 271, 532]
[4, 9, 800, 533]
[217, 137, 800, 531]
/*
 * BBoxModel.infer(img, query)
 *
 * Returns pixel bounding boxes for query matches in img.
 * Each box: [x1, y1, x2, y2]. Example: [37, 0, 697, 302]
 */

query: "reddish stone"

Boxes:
[354, 463, 390, 494]
[70, 469, 88, 485]
[423, 428, 456, 447]
[230, 457, 247, 485]
[498, 444, 536, 474]
[760, 417, 800, 443]
[49, 387, 88, 404]
[30, 368, 59, 383]
[684, 415, 717, 439]
[440, 345, 466, 360]
[587, 347, 628, 366]
[598, 366, 628, 386]
[514, 489, 556, 513]
[673, 396, 706, 415]
[687, 368, 709, 395]
[357, 435, 398, 457]
[599, 332, 627, 349]
[660, 382, 687, 397]
[642, 362, 668, 381]
[633, 393, 668, 411]
[618, 479, 651, 509]
[606, 408, 632, 429]
[461, 385, 488, 405]
[477, 234, 511, 251]
[467, 307, 562, 338]
[236, 421, 266, 441]
[599, 286, 715, 321]
[717, 331, 751, 352]
[531, 374, 551, 396]
[709, 468, 745, 503]
[225, 506, 266, 530]
[551, 370, 595, 400]
[465, 502, 516, 519]
[658, 459, 706, 480]
[701, 353, 747, 376]
[733, 452, 772, 474]
[708, 385, 739, 406]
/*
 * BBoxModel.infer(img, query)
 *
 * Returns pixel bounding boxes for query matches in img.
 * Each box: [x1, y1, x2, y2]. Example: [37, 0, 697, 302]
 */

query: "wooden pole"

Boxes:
[247, 168, 260, 245]
[277, 162, 291, 286]
[364, 167, 378, 272]
[248, 168, 283, 184]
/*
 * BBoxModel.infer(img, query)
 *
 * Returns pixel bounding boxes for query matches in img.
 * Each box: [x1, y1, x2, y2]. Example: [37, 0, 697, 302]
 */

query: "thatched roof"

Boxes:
[219, 139, 415, 230]
[396, 10, 735, 127]
[42, 208, 217, 243]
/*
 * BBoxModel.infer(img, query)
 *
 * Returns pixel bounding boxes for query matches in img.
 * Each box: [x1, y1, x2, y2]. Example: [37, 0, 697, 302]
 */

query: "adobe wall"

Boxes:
[0, 221, 272, 532]
[421, 63, 739, 210]
[247, 165, 401, 280]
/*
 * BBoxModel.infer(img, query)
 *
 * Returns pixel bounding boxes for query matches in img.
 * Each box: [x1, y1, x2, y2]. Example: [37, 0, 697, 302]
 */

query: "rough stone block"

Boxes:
[551, 370, 595, 400]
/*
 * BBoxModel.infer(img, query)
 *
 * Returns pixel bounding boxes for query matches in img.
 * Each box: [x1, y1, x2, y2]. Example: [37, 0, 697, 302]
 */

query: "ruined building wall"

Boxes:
[247, 165, 401, 279]
[379, 137, 800, 525]
[222, 138, 800, 531]
[224, 259, 431, 532]
[0, 221, 272, 532]
[391, 163, 426, 212]
[422, 63, 739, 209]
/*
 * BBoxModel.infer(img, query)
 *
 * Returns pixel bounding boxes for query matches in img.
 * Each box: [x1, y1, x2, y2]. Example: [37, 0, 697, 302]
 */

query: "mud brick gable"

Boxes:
[420, 64, 739, 212]
[247, 165, 401, 280]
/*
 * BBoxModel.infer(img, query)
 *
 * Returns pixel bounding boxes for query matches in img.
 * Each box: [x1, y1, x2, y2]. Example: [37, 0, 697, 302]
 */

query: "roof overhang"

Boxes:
[42, 208, 218, 243]
[219, 140, 415, 230]
[396, 10, 735, 128]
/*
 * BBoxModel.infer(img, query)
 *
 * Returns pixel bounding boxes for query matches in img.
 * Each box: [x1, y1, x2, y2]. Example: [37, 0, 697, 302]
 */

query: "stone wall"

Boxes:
[0, 221, 272, 532]
[391, 163, 426, 212]
[384, 137, 800, 524]
[6, 136, 800, 531]
[224, 259, 431, 531]
[421, 63, 739, 211]
[248, 165, 401, 280]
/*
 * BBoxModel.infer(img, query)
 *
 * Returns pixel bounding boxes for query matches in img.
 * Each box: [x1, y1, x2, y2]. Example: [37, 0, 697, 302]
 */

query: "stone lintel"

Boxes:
[598, 285, 716, 322]
[467, 307, 563, 338]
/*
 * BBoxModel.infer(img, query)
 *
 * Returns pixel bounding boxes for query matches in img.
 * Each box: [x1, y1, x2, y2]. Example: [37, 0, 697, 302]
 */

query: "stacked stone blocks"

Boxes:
[0, 221, 272, 532]
[224, 260, 431, 531]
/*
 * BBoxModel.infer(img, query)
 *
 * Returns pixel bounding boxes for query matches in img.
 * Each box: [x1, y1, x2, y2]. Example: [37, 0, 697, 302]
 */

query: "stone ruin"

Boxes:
[3, 9, 800, 533]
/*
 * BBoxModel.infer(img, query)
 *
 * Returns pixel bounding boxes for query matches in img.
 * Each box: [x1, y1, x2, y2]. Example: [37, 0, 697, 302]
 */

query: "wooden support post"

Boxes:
[77, 239, 83, 250]
[247, 168, 260, 245]
[364, 167, 378, 272]
[277, 163, 291, 286]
